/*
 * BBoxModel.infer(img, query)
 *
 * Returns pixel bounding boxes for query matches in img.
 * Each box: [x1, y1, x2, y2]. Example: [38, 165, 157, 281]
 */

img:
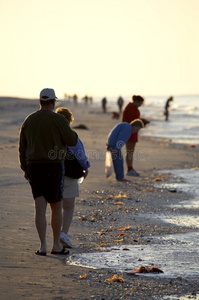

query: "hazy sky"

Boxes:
[0, 0, 199, 98]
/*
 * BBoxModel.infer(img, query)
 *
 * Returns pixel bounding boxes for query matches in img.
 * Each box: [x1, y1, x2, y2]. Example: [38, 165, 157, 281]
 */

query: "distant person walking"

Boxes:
[55, 107, 90, 248]
[107, 119, 144, 182]
[122, 95, 150, 177]
[164, 96, 173, 121]
[73, 94, 78, 106]
[19, 88, 78, 256]
[117, 96, 124, 114]
[82, 95, 89, 105]
[102, 97, 107, 113]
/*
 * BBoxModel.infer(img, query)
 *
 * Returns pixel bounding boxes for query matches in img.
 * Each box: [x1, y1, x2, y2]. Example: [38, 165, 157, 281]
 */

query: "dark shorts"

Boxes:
[127, 132, 138, 143]
[27, 163, 64, 203]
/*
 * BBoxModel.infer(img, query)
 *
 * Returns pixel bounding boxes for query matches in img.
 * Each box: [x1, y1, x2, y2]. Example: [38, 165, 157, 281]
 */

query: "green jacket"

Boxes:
[19, 109, 78, 171]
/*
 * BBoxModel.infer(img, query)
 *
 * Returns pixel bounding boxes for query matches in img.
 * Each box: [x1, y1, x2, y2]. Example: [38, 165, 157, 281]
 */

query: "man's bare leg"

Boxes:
[35, 196, 47, 253]
[50, 201, 63, 252]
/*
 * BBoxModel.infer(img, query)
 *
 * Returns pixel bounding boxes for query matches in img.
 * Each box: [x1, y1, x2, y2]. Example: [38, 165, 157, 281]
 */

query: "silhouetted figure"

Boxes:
[117, 96, 124, 114]
[122, 95, 150, 176]
[82, 95, 89, 105]
[73, 94, 78, 106]
[164, 96, 173, 121]
[64, 93, 72, 101]
[102, 97, 107, 113]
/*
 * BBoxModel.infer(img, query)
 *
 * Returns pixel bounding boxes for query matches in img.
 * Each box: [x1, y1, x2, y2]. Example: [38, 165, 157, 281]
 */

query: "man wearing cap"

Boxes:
[19, 88, 78, 256]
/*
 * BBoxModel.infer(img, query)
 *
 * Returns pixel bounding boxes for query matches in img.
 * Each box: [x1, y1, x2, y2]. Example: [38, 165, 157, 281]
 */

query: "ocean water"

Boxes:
[91, 94, 199, 145]
[158, 168, 199, 197]
[157, 168, 199, 211]
[67, 168, 199, 280]
[149, 168, 199, 230]
[141, 95, 199, 145]
[67, 234, 199, 280]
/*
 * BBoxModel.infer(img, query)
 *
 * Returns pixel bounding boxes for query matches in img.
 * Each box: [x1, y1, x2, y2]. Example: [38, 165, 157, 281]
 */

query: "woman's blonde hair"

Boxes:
[130, 119, 144, 128]
[55, 107, 74, 124]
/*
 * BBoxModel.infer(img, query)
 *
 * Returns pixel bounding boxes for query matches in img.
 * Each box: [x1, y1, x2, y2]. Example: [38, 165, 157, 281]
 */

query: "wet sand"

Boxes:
[0, 97, 199, 299]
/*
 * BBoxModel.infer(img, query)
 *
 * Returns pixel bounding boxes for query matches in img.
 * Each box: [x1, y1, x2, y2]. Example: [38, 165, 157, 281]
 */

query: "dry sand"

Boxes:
[0, 97, 199, 299]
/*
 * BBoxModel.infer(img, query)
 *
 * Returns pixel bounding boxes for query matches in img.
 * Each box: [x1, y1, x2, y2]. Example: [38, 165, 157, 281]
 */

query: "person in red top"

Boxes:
[122, 95, 150, 176]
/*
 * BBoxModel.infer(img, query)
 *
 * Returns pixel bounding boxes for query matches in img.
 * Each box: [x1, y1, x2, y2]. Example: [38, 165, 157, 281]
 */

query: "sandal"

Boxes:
[35, 250, 46, 256]
[51, 248, 70, 255]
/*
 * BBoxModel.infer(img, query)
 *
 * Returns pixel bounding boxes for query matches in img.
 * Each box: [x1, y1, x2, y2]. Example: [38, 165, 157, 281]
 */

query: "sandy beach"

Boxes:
[0, 97, 199, 300]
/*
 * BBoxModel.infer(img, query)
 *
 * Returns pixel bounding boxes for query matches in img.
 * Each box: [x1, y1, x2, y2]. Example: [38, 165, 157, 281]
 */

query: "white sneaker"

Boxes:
[60, 232, 73, 248]
[126, 169, 140, 177]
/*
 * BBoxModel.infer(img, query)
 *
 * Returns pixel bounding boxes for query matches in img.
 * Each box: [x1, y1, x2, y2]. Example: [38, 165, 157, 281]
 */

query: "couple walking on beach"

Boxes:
[18, 89, 149, 255]
[107, 95, 150, 182]
[18, 88, 90, 256]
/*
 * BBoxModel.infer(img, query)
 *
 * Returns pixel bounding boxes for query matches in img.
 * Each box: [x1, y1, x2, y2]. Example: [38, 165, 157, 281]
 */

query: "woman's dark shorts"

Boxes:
[27, 163, 64, 203]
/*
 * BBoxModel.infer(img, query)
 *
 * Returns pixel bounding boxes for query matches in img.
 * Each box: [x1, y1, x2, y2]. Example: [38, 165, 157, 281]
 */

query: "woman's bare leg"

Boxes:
[50, 201, 63, 252]
[62, 197, 75, 234]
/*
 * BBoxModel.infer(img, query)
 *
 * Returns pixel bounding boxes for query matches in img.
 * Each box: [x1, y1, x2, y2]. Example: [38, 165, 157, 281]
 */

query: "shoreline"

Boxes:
[0, 97, 199, 299]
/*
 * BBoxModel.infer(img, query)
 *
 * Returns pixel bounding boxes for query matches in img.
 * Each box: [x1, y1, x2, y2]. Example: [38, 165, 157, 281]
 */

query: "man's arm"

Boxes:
[18, 127, 27, 172]
[61, 119, 78, 147]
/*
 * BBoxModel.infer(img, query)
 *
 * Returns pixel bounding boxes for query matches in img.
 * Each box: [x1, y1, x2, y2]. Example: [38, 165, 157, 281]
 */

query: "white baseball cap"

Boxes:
[40, 88, 57, 101]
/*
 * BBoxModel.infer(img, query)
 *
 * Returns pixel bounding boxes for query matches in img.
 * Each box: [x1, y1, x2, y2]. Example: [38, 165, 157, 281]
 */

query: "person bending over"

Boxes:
[107, 119, 144, 182]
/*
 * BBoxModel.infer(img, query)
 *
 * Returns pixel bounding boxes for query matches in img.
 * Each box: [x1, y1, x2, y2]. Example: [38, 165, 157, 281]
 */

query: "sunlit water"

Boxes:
[150, 168, 199, 229]
[67, 232, 199, 279]
[68, 168, 199, 280]
[157, 168, 199, 206]
[141, 95, 199, 145]
[160, 295, 198, 300]
[91, 94, 199, 145]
